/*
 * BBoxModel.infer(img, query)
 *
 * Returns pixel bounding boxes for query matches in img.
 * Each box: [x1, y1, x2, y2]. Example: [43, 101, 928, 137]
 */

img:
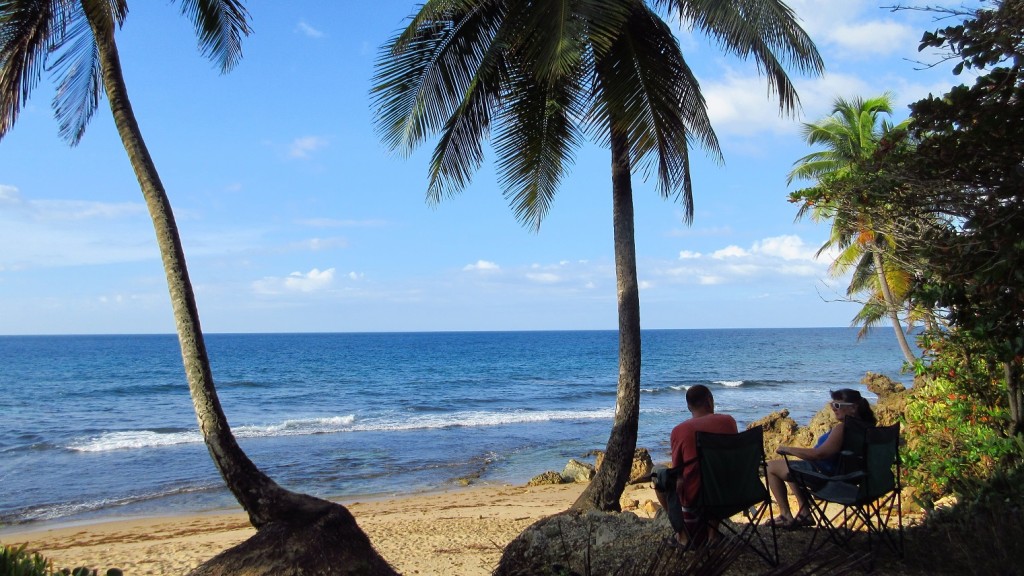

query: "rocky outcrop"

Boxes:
[494, 510, 671, 575]
[747, 409, 813, 457]
[561, 459, 596, 483]
[527, 471, 566, 486]
[861, 372, 908, 426]
[592, 448, 655, 484]
[750, 373, 912, 454]
[629, 448, 654, 484]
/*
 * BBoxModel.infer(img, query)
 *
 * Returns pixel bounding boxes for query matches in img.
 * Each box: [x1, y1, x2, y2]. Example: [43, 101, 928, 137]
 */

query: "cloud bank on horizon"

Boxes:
[0, 1, 961, 334]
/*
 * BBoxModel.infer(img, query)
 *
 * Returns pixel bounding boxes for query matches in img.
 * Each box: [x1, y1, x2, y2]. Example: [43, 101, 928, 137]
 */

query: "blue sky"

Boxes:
[0, 1, 959, 335]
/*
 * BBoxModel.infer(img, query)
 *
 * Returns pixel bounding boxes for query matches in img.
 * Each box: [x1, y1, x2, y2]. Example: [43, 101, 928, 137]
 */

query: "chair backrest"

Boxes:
[861, 423, 900, 501]
[838, 416, 870, 474]
[696, 426, 768, 520]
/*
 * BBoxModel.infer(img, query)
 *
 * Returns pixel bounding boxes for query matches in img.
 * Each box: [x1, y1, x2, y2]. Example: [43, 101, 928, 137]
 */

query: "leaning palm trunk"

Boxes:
[872, 249, 916, 364]
[84, 5, 395, 573]
[572, 126, 642, 512]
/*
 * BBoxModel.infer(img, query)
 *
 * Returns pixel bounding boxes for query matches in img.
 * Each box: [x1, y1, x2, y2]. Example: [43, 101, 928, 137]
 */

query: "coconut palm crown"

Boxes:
[374, 0, 822, 510]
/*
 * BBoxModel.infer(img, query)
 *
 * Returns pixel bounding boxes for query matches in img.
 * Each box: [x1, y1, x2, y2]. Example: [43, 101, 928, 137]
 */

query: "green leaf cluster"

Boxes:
[902, 333, 1020, 506]
[0, 544, 123, 576]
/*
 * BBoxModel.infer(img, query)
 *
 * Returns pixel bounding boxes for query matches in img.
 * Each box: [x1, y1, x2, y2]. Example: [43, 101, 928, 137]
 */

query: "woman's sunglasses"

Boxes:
[831, 401, 854, 410]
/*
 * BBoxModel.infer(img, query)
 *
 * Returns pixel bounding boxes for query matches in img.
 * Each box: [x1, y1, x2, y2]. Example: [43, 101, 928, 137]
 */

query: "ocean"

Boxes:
[0, 328, 911, 528]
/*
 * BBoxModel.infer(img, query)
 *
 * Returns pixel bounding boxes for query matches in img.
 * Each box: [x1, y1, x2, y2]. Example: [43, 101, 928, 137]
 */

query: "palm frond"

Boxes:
[0, 0, 59, 139]
[589, 3, 721, 222]
[47, 3, 99, 145]
[175, 0, 251, 73]
[657, 0, 824, 114]
[424, 29, 507, 203]
[372, 0, 504, 155]
[493, 61, 584, 230]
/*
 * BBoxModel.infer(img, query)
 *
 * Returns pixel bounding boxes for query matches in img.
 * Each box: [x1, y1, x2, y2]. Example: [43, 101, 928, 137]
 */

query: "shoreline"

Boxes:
[1, 481, 659, 576]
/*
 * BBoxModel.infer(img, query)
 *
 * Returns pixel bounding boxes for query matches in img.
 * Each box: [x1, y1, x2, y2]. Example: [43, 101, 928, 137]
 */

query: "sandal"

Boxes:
[765, 515, 794, 528]
[663, 534, 691, 551]
[788, 512, 815, 529]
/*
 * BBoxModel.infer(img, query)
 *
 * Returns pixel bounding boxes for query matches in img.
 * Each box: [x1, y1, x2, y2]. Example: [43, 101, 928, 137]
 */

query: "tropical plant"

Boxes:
[787, 94, 917, 364]
[902, 331, 1018, 505]
[0, 2, 394, 573]
[373, 0, 822, 511]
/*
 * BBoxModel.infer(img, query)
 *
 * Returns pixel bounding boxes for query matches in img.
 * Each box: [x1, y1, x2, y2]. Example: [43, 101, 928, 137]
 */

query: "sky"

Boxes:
[0, 1, 963, 335]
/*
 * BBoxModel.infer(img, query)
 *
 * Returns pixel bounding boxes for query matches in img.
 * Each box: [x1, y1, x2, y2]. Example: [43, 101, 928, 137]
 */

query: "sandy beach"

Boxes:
[1, 481, 661, 576]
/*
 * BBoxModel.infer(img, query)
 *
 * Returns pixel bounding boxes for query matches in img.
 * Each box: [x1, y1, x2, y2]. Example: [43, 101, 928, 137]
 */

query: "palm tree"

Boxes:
[1, 2, 395, 573]
[373, 0, 822, 511]
[788, 94, 917, 364]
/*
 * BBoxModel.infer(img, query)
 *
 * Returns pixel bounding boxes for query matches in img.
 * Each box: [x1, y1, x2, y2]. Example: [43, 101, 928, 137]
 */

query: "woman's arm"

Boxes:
[776, 423, 844, 460]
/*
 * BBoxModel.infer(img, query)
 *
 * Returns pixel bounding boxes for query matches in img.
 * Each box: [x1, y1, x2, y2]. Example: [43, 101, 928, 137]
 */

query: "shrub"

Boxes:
[901, 332, 1020, 505]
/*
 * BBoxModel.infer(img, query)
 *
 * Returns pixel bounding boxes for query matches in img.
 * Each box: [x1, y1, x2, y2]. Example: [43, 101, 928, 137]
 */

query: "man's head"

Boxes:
[685, 384, 714, 415]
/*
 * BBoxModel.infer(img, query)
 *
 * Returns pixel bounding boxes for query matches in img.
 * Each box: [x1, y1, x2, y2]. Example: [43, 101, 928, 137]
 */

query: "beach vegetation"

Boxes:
[372, 0, 823, 512]
[787, 0, 1024, 506]
[0, 544, 122, 576]
[0, 1, 395, 573]
[787, 95, 919, 364]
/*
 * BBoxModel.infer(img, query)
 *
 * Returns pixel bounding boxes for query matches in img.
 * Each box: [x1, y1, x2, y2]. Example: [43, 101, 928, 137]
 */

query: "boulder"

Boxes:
[494, 510, 671, 575]
[747, 409, 812, 457]
[628, 448, 654, 484]
[862, 372, 909, 426]
[861, 372, 906, 398]
[528, 471, 565, 486]
[561, 459, 596, 483]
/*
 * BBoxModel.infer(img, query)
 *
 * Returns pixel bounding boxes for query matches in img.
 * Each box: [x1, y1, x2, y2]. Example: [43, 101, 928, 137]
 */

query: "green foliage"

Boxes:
[0, 544, 121, 576]
[0, 544, 50, 576]
[914, 464, 1024, 575]
[902, 333, 1020, 504]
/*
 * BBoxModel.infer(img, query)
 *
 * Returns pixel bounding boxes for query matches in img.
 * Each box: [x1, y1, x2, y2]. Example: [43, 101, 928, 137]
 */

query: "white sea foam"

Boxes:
[715, 380, 744, 387]
[65, 409, 616, 452]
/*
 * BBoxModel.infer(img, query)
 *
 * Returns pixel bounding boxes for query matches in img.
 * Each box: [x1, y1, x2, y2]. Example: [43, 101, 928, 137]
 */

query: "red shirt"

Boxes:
[670, 413, 738, 506]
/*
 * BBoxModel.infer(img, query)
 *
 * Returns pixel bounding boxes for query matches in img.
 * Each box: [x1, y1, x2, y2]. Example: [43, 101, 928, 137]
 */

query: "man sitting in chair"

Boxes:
[653, 384, 737, 548]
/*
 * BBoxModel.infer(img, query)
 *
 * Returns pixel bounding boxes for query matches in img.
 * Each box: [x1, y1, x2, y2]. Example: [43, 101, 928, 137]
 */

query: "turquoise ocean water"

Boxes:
[0, 329, 911, 528]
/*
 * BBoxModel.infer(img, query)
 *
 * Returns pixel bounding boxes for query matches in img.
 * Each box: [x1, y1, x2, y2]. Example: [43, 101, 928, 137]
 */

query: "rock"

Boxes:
[861, 372, 906, 398]
[641, 500, 661, 516]
[527, 471, 565, 486]
[621, 499, 640, 511]
[747, 409, 812, 457]
[628, 448, 654, 484]
[494, 510, 674, 576]
[561, 459, 596, 483]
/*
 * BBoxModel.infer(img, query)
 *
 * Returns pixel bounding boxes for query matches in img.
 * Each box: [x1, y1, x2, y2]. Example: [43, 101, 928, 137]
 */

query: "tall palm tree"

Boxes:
[788, 94, 917, 364]
[374, 0, 822, 511]
[1, 2, 395, 573]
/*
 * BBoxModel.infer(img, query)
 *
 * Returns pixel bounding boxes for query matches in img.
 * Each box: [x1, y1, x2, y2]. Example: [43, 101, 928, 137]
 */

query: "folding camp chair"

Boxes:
[787, 419, 904, 566]
[690, 426, 779, 566]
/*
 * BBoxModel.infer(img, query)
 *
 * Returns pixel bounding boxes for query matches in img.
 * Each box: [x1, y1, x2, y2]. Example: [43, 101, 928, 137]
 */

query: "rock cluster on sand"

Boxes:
[527, 448, 654, 486]
[494, 509, 671, 575]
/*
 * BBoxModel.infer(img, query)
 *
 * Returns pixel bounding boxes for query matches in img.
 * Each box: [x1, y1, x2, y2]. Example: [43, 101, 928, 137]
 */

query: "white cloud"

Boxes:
[463, 260, 500, 272]
[679, 250, 702, 259]
[253, 268, 335, 295]
[348, 271, 364, 281]
[712, 246, 749, 259]
[653, 234, 833, 289]
[830, 21, 917, 56]
[296, 21, 325, 38]
[0, 186, 154, 269]
[290, 237, 348, 251]
[751, 235, 815, 260]
[289, 136, 329, 158]
[526, 272, 560, 284]
[0, 184, 22, 204]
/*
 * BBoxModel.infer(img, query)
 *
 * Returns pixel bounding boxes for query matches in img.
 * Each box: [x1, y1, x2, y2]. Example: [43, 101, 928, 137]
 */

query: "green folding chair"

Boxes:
[693, 425, 779, 566]
[788, 419, 905, 567]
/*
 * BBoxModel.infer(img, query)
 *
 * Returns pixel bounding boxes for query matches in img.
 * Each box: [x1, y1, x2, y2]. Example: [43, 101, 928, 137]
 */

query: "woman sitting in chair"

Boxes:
[765, 388, 876, 529]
